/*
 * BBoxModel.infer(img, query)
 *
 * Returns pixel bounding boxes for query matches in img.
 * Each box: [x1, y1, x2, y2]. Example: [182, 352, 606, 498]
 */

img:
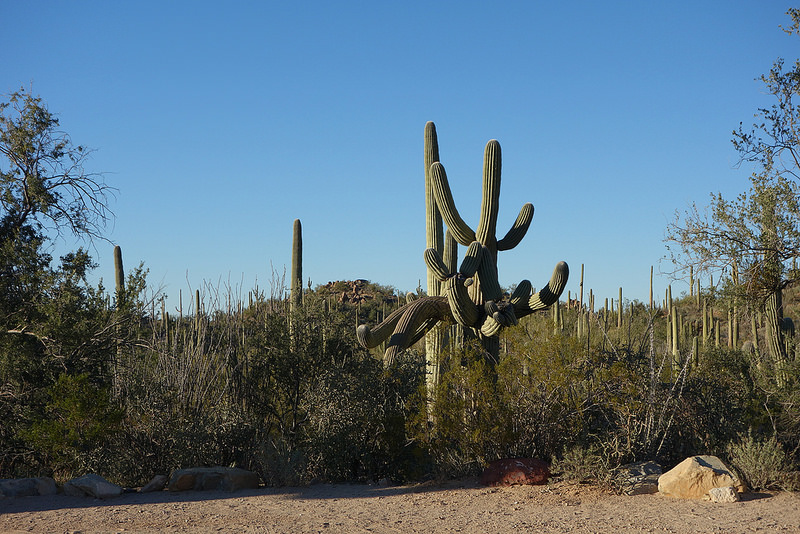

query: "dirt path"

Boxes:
[1, 479, 798, 533]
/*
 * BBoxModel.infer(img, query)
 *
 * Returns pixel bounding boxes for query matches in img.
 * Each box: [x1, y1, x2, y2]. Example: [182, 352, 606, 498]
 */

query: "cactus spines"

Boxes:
[291, 218, 303, 312]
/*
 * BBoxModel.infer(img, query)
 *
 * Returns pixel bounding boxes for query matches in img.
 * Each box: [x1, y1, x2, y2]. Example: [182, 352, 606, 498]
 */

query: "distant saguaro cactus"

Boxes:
[114, 245, 124, 300]
[291, 219, 303, 312]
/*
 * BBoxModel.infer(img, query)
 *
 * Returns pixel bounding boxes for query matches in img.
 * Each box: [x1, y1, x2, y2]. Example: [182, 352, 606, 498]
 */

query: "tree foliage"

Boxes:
[0, 88, 113, 240]
[666, 9, 800, 300]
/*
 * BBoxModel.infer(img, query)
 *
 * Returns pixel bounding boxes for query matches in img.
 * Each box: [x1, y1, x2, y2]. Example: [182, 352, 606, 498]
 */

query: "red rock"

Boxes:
[480, 458, 550, 487]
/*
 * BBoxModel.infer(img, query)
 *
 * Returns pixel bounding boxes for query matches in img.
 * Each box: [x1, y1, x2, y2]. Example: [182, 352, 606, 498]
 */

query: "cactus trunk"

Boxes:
[291, 219, 303, 313]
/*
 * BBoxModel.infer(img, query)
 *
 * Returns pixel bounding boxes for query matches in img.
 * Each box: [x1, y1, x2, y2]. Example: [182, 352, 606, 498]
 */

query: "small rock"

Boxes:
[63, 474, 123, 499]
[480, 458, 550, 487]
[167, 467, 260, 492]
[709, 486, 740, 503]
[0, 477, 57, 497]
[613, 461, 662, 495]
[140, 474, 169, 493]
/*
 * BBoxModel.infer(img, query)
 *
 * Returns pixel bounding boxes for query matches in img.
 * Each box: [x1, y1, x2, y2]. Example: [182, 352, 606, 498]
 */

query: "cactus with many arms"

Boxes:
[426, 136, 568, 356]
[357, 124, 569, 363]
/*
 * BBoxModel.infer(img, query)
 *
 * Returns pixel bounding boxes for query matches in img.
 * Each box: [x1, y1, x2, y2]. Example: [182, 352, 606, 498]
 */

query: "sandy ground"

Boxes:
[1, 478, 799, 534]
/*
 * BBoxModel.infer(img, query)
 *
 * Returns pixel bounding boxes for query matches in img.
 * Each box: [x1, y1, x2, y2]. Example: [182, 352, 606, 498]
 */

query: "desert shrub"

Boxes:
[673, 347, 762, 458]
[496, 333, 590, 459]
[302, 350, 425, 483]
[552, 444, 613, 485]
[411, 342, 504, 478]
[726, 433, 796, 490]
[22, 373, 123, 481]
[414, 333, 590, 478]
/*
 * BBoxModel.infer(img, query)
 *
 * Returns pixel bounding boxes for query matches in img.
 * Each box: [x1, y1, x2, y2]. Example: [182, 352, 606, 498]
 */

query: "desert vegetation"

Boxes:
[2, 9, 800, 494]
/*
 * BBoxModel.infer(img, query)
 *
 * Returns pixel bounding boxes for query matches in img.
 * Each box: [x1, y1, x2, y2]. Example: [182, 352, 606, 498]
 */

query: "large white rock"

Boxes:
[658, 455, 746, 499]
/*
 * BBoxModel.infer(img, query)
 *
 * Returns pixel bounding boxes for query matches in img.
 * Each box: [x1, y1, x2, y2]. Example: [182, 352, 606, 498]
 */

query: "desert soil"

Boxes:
[1, 478, 798, 533]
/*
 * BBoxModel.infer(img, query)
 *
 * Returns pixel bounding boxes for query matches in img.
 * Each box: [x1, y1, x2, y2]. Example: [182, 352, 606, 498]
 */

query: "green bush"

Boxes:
[726, 433, 796, 491]
[22, 373, 123, 480]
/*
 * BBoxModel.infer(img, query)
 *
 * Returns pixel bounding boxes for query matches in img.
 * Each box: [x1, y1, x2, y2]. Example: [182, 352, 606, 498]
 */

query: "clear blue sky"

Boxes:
[2, 1, 795, 312]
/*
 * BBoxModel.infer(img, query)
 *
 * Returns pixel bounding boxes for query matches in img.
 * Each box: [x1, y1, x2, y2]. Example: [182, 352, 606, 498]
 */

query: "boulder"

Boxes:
[140, 474, 169, 493]
[480, 458, 550, 487]
[613, 461, 662, 495]
[63, 474, 123, 499]
[0, 477, 57, 498]
[167, 467, 261, 492]
[658, 456, 746, 499]
[709, 486, 740, 503]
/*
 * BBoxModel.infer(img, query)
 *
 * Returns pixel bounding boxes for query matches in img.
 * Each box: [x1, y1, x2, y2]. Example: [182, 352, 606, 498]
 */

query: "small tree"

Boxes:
[0, 88, 113, 240]
[666, 9, 800, 379]
[0, 89, 129, 477]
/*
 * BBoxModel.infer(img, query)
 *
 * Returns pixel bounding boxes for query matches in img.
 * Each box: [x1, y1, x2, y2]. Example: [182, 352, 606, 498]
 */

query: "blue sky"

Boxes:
[2, 1, 795, 311]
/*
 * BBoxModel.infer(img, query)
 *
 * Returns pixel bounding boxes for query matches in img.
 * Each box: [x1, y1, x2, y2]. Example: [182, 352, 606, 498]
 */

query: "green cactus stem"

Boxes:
[291, 219, 303, 312]
[113, 245, 124, 303]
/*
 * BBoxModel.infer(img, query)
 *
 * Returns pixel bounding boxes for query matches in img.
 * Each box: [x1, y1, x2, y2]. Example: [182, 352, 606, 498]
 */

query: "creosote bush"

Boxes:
[726, 433, 796, 491]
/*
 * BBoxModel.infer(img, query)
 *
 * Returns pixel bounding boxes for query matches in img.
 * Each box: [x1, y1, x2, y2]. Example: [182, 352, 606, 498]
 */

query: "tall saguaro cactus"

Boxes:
[291, 218, 303, 313]
[113, 245, 125, 304]
[357, 122, 569, 364]
[424, 122, 447, 387]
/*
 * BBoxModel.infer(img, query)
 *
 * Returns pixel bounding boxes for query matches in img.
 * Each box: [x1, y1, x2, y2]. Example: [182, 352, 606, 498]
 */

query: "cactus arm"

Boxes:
[515, 261, 570, 318]
[443, 276, 480, 327]
[497, 203, 534, 251]
[356, 305, 409, 349]
[424, 248, 452, 282]
[459, 241, 483, 278]
[382, 296, 451, 365]
[443, 229, 458, 273]
[510, 280, 532, 305]
[476, 244, 503, 301]
[430, 162, 476, 246]
[475, 140, 502, 247]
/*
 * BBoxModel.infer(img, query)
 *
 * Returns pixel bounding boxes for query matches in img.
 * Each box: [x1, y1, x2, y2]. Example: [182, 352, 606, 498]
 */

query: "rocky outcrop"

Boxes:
[0, 477, 57, 498]
[658, 456, 746, 499]
[480, 458, 550, 487]
[63, 473, 124, 499]
[167, 467, 261, 492]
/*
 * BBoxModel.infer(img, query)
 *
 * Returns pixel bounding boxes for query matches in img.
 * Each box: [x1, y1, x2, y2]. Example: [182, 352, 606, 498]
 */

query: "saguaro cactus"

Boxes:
[113, 245, 124, 303]
[357, 123, 569, 364]
[425, 136, 568, 358]
[424, 122, 447, 386]
[291, 218, 303, 313]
